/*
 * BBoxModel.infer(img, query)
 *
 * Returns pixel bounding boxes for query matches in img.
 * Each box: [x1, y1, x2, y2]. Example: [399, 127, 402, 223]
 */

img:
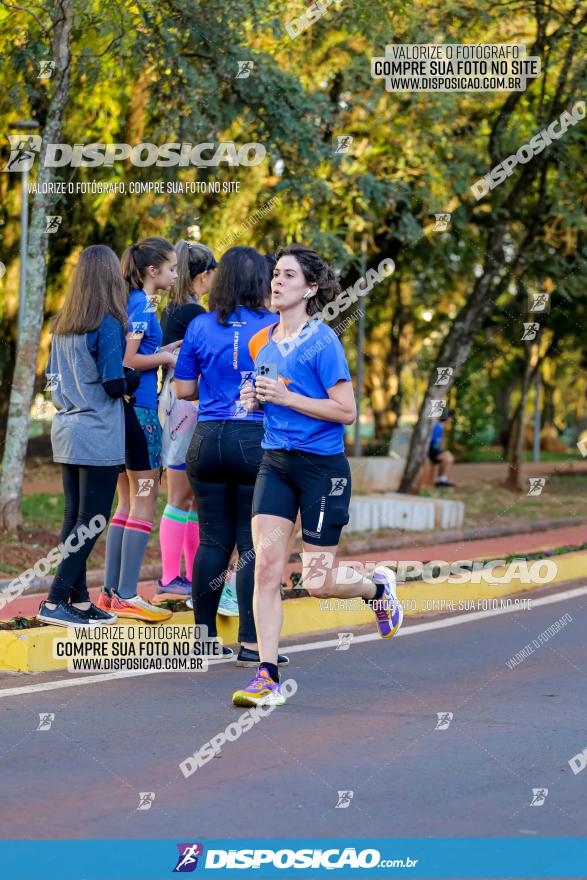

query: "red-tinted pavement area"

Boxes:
[3, 522, 586, 621]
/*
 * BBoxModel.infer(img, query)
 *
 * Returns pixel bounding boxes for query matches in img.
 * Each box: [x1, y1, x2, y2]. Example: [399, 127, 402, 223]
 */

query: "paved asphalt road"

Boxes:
[0, 587, 586, 843]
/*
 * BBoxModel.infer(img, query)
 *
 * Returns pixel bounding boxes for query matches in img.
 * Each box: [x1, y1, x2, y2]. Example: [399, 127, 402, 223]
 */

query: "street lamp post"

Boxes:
[9, 119, 39, 336]
[533, 367, 541, 463]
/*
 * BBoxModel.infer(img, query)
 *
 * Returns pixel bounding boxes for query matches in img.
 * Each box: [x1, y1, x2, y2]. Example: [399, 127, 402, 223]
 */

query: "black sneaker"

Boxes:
[235, 647, 290, 667]
[83, 603, 117, 624]
[37, 601, 100, 628]
[435, 480, 455, 488]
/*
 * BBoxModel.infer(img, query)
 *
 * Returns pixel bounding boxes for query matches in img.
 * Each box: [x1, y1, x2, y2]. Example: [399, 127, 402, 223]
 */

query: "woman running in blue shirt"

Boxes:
[233, 244, 403, 707]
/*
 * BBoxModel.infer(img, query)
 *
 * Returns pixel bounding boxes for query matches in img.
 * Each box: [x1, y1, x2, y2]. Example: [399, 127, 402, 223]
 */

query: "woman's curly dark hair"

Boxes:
[275, 244, 341, 316]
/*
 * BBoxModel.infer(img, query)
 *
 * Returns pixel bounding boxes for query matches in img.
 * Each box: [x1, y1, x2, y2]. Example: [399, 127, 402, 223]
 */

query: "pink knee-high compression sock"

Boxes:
[183, 510, 200, 582]
[159, 504, 188, 586]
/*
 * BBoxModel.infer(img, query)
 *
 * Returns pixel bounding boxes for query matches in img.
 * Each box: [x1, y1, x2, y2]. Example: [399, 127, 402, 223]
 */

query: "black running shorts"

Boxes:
[123, 403, 162, 472]
[252, 449, 351, 547]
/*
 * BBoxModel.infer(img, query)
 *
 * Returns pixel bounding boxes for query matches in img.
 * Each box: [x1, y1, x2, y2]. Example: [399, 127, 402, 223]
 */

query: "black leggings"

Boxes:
[186, 420, 264, 643]
[47, 464, 119, 605]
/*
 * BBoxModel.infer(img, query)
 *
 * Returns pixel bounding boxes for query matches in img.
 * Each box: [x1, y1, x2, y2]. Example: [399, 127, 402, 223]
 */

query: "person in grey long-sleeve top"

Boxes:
[37, 245, 140, 630]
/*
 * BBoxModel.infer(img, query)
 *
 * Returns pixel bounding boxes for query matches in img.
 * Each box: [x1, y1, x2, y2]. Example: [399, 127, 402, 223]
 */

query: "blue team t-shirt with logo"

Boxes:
[127, 288, 163, 410]
[248, 319, 352, 455]
[174, 307, 278, 421]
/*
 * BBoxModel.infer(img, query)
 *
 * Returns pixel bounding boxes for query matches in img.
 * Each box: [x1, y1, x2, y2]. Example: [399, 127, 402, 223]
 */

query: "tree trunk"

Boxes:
[388, 275, 412, 441]
[501, 338, 555, 470]
[398, 21, 577, 495]
[0, 0, 74, 532]
[504, 344, 534, 492]
[399, 224, 510, 493]
[494, 381, 513, 457]
[364, 299, 395, 441]
[366, 274, 413, 443]
[541, 373, 556, 431]
[574, 373, 586, 427]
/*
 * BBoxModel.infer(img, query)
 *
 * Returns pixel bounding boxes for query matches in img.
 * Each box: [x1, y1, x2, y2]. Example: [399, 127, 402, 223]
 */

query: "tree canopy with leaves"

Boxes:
[0, 0, 585, 527]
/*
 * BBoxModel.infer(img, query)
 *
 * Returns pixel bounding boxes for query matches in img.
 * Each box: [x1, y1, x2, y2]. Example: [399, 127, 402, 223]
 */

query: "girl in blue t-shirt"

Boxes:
[99, 237, 181, 623]
[233, 244, 403, 708]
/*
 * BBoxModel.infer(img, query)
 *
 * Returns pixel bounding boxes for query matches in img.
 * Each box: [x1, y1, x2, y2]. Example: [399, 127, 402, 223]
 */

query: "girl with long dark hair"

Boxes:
[37, 246, 140, 628]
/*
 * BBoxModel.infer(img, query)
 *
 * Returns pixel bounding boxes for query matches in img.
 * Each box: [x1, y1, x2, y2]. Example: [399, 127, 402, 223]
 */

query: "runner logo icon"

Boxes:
[335, 790, 354, 808]
[3, 134, 42, 172]
[336, 632, 354, 651]
[435, 712, 453, 730]
[173, 843, 204, 872]
[432, 213, 451, 232]
[37, 713, 55, 731]
[530, 788, 548, 807]
[38, 60, 56, 79]
[329, 477, 348, 496]
[136, 478, 155, 497]
[136, 792, 155, 810]
[45, 215, 62, 233]
[235, 60, 254, 79]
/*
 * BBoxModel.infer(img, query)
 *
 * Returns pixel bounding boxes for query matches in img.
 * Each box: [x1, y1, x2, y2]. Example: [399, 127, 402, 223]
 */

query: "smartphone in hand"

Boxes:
[255, 363, 278, 381]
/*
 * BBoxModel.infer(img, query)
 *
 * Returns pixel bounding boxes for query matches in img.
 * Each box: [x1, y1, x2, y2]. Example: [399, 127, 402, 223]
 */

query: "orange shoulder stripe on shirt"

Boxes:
[248, 324, 273, 364]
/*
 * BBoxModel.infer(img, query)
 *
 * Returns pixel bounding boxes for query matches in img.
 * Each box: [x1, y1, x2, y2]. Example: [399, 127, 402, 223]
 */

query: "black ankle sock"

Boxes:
[260, 662, 279, 683]
[366, 582, 385, 604]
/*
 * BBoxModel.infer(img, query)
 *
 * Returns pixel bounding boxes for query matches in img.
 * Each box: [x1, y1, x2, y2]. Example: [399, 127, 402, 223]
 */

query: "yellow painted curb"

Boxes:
[0, 551, 584, 673]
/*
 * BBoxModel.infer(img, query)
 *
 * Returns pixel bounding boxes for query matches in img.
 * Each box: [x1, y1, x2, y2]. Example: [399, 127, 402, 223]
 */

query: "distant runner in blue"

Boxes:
[429, 410, 455, 488]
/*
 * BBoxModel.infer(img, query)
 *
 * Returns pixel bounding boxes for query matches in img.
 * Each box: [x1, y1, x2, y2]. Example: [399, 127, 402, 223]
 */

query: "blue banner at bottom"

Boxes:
[1, 838, 586, 879]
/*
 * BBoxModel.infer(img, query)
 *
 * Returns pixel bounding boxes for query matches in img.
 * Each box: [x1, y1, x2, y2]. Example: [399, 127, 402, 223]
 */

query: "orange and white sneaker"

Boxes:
[96, 590, 112, 612]
[110, 593, 172, 622]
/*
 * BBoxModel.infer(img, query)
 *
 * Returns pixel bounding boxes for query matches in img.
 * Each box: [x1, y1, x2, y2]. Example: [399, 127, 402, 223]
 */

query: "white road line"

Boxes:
[1, 583, 585, 699]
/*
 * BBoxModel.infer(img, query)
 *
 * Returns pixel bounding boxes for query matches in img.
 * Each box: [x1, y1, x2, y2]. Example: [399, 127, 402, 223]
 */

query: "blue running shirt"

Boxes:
[127, 288, 163, 411]
[174, 307, 278, 421]
[248, 319, 352, 454]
